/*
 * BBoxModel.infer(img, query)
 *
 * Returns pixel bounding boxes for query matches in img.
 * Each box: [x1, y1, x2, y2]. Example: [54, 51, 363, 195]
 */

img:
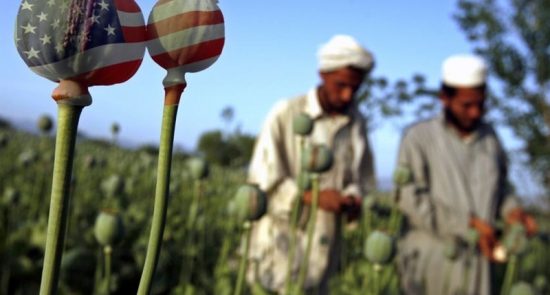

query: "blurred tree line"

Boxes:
[358, 0, 550, 196]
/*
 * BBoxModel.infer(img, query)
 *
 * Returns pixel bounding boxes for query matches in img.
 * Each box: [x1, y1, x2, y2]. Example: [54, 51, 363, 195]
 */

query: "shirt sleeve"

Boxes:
[247, 101, 299, 220]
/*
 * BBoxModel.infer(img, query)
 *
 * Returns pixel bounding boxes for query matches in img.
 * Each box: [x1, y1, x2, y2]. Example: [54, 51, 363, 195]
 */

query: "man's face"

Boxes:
[442, 87, 486, 134]
[319, 67, 366, 114]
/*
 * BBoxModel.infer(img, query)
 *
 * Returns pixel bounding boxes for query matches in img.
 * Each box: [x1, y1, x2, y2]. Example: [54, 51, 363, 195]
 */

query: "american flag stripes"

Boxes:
[147, 0, 225, 88]
[15, 0, 147, 86]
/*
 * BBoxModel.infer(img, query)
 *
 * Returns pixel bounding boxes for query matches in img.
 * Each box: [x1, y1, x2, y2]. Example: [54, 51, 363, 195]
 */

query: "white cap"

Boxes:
[318, 35, 374, 73]
[442, 54, 487, 87]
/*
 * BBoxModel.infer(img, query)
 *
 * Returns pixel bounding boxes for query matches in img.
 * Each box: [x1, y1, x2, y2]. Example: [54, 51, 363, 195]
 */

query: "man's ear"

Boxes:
[439, 91, 451, 108]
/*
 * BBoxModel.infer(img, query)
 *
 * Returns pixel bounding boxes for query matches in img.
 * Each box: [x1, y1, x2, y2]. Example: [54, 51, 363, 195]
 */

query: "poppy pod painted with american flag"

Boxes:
[15, 0, 146, 104]
[147, 0, 225, 103]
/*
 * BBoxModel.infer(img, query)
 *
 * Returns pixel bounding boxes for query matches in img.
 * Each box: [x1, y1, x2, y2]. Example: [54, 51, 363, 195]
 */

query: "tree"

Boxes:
[196, 129, 256, 167]
[454, 0, 550, 189]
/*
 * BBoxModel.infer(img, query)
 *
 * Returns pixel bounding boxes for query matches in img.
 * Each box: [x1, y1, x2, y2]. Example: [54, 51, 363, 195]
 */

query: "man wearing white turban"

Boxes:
[395, 54, 538, 295]
[245, 35, 376, 294]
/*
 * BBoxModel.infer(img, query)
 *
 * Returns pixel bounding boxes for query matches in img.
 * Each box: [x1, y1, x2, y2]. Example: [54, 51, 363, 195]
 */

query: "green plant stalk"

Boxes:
[234, 221, 252, 295]
[103, 246, 112, 295]
[500, 254, 518, 295]
[388, 188, 402, 235]
[295, 173, 319, 294]
[39, 103, 83, 295]
[284, 138, 305, 295]
[441, 260, 452, 295]
[137, 104, 178, 295]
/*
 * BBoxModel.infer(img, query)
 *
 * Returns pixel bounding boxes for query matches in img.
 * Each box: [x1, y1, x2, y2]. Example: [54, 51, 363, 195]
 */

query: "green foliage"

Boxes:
[1, 128, 549, 294]
[454, 0, 550, 190]
[196, 129, 255, 168]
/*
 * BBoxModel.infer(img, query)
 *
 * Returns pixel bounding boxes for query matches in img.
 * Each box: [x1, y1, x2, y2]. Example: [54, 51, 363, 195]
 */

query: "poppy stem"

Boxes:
[39, 103, 83, 295]
[137, 102, 179, 295]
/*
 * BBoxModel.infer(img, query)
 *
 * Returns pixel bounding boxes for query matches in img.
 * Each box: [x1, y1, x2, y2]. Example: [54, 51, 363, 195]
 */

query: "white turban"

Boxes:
[442, 54, 487, 87]
[317, 35, 374, 73]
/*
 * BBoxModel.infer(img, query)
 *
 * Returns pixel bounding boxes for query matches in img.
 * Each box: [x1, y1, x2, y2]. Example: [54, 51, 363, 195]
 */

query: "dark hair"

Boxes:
[440, 83, 486, 98]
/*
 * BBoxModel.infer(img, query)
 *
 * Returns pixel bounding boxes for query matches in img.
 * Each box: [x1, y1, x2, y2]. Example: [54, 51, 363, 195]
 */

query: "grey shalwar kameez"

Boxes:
[396, 115, 519, 295]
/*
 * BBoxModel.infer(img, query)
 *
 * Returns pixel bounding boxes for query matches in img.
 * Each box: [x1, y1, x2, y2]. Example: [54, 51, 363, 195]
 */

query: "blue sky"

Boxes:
[0, 1, 542, 196]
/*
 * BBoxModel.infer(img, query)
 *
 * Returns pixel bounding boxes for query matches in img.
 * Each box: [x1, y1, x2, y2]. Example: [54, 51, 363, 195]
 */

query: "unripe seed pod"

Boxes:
[0, 133, 9, 148]
[534, 275, 548, 291]
[229, 184, 267, 222]
[101, 175, 125, 197]
[37, 114, 53, 134]
[443, 239, 459, 261]
[3, 187, 20, 205]
[362, 195, 377, 211]
[297, 172, 312, 191]
[393, 165, 412, 186]
[94, 210, 125, 247]
[503, 223, 528, 255]
[465, 228, 480, 248]
[509, 282, 535, 295]
[187, 157, 209, 180]
[364, 230, 394, 265]
[293, 112, 314, 136]
[83, 154, 96, 169]
[18, 149, 37, 167]
[111, 122, 120, 135]
[302, 144, 333, 173]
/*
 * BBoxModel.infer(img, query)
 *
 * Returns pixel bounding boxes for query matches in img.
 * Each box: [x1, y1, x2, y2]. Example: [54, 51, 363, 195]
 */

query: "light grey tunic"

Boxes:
[245, 88, 375, 293]
[396, 115, 519, 295]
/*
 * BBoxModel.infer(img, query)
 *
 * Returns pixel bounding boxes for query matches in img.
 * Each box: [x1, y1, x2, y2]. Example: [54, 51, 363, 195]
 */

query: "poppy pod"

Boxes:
[230, 184, 268, 223]
[443, 238, 460, 261]
[364, 230, 395, 265]
[393, 165, 412, 186]
[465, 228, 480, 248]
[301, 144, 333, 173]
[94, 209, 125, 247]
[147, 0, 225, 103]
[503, 223, 528, 255]
[509, 282, 535, 295]
[15, 0, 147, 103]
[186, 157, 209, 181]
[38, 115, 54, 134]
[292, 112, 314, 136]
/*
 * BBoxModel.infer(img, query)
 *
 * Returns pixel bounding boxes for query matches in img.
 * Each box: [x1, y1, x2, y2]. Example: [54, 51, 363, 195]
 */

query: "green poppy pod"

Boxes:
[362, 195, 378, 211]
[111, 122, 120, 136]
[18, 149, 37, 167]
[229, 184, 267, 222]
[37, 114, 53, 134]
[393, 165, 412, 187]
[297, 172, 312, 191]
[364, 230, 395, 265]
[94, 209, 125, 247]
[101, 174, 125, 197]
[302, 144, 333, 173]
[292, 112, 314, 136]
[503, 223, 528, 255]
[3, 187, 20, 206]
[509, 282, 535, 295]
[0, 133, 8, 148]
[465, 228, 480, 248]
[534, 275, 548, 291]
[443, 239, 459, 260]
[186, 157, 209, 180]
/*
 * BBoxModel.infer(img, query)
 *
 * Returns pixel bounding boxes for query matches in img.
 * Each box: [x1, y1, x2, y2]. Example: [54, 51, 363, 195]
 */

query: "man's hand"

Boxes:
[341, 196, 362, 221]
[469, 216, 499, 262]
[505, 207, 538, 237]
[303, 189, 342, 212]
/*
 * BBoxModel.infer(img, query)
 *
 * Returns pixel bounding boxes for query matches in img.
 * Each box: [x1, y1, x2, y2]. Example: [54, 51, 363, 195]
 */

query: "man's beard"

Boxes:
[444, 108, 480, 134]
